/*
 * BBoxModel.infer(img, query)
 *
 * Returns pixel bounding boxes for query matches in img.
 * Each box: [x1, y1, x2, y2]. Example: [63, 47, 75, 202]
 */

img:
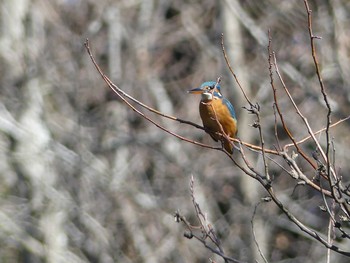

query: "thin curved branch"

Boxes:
[284, 116, 350, 149]
[84, 39, 220, 152]
[304, 0, 332, 165]
[221, 33, 253, 106]
[268, 35, 317, 170]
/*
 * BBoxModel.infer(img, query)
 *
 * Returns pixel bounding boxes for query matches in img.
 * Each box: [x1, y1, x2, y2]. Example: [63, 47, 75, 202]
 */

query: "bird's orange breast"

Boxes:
[199, 97, 237, 153]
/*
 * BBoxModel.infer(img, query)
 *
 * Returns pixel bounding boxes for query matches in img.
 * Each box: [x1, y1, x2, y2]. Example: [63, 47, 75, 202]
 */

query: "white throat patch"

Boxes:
[201, 92, 213, 101]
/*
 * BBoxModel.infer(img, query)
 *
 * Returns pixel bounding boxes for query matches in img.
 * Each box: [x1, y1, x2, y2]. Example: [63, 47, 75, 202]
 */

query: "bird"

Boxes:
[188, 81, 237, 154]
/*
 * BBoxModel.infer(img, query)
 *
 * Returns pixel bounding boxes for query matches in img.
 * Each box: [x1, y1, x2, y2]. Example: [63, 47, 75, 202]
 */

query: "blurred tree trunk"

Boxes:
[222, 1, 269, 261]
[0, 1, 69, 262]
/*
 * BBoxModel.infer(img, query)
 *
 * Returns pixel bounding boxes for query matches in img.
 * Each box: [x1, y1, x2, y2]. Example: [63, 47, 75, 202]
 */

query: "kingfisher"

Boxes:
[188, 81, 237, 154]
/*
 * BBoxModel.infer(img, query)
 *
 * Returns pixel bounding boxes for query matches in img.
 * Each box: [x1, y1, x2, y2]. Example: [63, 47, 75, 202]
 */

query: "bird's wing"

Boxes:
[222, 98, 236, 119]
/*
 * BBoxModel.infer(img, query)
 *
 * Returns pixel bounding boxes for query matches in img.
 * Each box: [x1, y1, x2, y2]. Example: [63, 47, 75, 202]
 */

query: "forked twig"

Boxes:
[175, 176, 246, 263]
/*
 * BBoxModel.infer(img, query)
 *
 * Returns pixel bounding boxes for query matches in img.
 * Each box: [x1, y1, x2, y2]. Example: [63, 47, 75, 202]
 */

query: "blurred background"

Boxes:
[0, 0, 350, 262]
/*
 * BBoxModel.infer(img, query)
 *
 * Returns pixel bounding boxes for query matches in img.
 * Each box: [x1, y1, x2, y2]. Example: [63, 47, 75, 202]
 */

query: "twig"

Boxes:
[176, 176, 247, 263]
[268, 34, 317, 170]
[251, 200, 269, 263]
[84, 39, 225, 152]
[221, 33, 253, 106]
[303, 0, 332, 168]
[282, 151, 332, 197]
[272, 103, 282, 151]
[266, 186, 350, 257]
[284, 116, 350, 148]
[190, 176, 225, 252]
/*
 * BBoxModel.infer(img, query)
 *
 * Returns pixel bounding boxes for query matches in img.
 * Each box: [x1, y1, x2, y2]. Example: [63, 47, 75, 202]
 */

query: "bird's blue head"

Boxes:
[188, 81, 223, 99]
[188, 81, 236, 119]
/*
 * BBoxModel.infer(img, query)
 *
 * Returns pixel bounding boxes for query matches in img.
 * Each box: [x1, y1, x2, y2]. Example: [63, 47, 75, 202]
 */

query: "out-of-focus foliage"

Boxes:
[0, 0, 349, 262]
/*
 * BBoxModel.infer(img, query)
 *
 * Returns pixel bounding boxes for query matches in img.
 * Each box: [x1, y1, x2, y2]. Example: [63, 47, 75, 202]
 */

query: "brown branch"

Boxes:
[268, 33, 317, 170]
[284, 116, 350, 149]
[84, 39, 220, 152]
[266, 186, 350, 257]
[84, 39, 204, 130]
[272, 103, 282, 151]
[303, 1, 350, 217]
[237, 139, 278, 155]
[281, 151, 332, 197]
[304, 0, 332, 163]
